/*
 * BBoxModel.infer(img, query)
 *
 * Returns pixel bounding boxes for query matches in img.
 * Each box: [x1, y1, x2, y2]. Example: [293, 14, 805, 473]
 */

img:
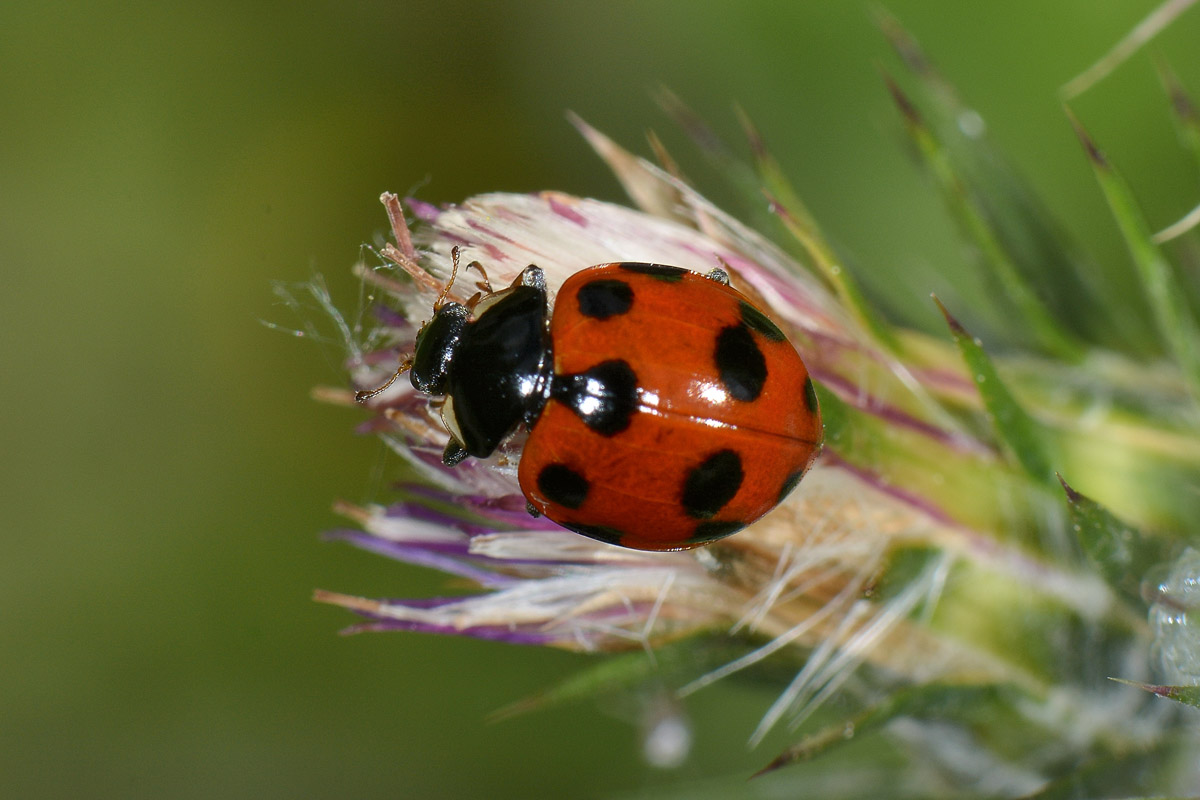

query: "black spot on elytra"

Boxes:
[690, 520, 746, 544]
[576, 278, 633, 320]
[740, 301, 786, 342]
[682, 449, 744, 519]
[537, 464, 590, 509]
[715, 324, 767, 402]
[552, 360, 639, 436]
[560, 521, 624, 546]
[619, 263, 686, 281]
[803, 376, 819, 415]
[777, 470, 806, 505]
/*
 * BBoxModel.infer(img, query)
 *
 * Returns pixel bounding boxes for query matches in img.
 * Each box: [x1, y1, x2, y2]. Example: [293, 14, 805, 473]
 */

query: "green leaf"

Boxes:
[879, 43, 1091, 358]
[1057, 475, 1166, 609]
[878, 10, 1152, 355]
[489, 636, 759, 722]
[733, 106, 899, 351]
[651, 88, 797, 246]
[1158, 59, 1200, 175]
[934, 296, 1055, 484]
[885, 75, 1086, 361]
[812, 379, 1044, 539]
[1110, 677, 1200, 710]
[1018, 736, 1187, 800]
[653, 91, 899, 351]
[755, 683, 1010, 777]
[811, 381, 850, 453]
[1067, 108, 1200, 402]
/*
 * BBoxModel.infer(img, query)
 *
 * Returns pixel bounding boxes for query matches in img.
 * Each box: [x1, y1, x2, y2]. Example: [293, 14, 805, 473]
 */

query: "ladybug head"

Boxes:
[409, 302, 470, 395]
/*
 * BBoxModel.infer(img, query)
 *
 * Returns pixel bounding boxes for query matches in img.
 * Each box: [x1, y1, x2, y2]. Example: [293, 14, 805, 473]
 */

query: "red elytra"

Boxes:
[516, 262, 821, 550]
[398, 260, 822, 551]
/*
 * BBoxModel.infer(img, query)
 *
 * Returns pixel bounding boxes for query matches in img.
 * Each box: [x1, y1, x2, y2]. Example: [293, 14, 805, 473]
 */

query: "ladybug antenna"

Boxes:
[434, 247, 462, 311]
[354, 355, 413, 404]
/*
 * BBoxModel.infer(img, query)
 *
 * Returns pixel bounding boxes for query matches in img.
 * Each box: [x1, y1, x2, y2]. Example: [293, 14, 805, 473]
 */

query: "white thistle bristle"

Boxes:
[371, 567, 741, 651]
[468, 531, 696, 566]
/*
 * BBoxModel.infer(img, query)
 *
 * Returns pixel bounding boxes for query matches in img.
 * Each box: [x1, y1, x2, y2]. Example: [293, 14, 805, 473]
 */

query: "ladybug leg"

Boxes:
[464, 260, 494, 294]
[525, 501, 542, 518]
[354, 354, 414, 403]
[431, 248, 495, 309]
[442, 438, 469, 467]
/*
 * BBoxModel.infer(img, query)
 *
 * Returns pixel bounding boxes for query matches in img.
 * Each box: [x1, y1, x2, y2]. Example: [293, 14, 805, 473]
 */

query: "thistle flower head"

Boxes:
[309, 19, 1200, 793]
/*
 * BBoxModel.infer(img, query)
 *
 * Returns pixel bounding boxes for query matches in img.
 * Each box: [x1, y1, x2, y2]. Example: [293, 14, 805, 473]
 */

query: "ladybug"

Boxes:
[380, 258, 822, 551]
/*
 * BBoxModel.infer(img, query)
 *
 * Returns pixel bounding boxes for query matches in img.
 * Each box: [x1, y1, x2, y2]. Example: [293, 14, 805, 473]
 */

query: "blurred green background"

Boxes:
[5, 1, 1199, 797]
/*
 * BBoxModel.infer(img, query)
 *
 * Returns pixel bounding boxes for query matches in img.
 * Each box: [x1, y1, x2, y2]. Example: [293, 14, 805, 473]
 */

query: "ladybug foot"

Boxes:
[442, 438, 468, 467]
